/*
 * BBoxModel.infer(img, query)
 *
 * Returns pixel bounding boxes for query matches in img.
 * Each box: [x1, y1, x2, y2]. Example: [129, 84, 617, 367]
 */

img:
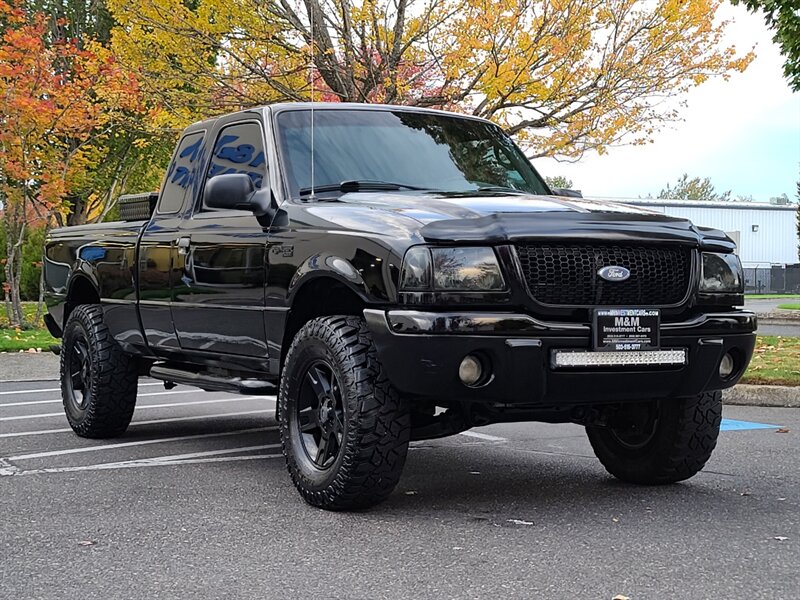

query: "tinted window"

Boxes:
[158, 131, 205, 213]
[206, 122, 267, 190]
[276, 110, 549, 197]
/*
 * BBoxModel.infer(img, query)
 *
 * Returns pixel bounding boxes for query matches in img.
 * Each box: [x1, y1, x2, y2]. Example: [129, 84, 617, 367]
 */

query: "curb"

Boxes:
[757, 311, 800, 324]
[723, 384, 800, 408]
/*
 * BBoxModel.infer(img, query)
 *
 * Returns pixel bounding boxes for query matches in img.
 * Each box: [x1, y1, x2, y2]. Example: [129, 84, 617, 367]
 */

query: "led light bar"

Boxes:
[552, 349, 687, 369]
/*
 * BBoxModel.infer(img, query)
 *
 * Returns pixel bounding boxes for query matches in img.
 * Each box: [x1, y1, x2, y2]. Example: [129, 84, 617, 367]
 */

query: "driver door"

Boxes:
[170, 117, 270, 357]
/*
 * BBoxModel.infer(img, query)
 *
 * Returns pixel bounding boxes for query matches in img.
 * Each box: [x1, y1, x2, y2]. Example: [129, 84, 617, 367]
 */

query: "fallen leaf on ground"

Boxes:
[774, 536, 788, 541]
[506, 519, 534, 526]
[776, 428, 790, 433]
[612, 595, 630, 600]
[77, 540, 95, 546]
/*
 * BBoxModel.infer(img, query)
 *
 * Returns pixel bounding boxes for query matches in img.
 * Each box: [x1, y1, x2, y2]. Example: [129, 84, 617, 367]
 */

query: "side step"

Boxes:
[149, 365, 276, 395]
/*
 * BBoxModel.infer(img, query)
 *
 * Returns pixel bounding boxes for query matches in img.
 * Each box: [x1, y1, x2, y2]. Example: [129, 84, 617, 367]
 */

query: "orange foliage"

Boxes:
[0, 0, 143, 221]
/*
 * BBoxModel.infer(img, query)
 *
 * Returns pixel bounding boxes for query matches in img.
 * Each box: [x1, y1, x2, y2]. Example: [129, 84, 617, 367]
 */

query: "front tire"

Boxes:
[586, 391, 722, 484]
[279, 316, 411, 510]
[61, 304, 138, 438]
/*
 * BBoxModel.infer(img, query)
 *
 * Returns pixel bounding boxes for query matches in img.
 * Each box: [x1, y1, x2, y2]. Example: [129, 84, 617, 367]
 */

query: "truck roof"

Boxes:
[185, 102, 493, 132]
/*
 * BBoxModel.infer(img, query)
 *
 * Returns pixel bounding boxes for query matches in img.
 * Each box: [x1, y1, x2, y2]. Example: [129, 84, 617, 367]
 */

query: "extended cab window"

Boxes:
[158, 131, 205, 214]
[206, 122, 267, 191]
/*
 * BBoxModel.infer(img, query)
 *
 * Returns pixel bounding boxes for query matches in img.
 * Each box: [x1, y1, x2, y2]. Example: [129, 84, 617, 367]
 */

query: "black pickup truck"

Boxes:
[43, 103, 756, 510]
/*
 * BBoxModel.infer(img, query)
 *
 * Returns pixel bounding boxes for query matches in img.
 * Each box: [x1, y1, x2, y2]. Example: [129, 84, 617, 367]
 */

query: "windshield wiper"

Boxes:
[475, 186, 527, 194]
[298, 180, 428, 196]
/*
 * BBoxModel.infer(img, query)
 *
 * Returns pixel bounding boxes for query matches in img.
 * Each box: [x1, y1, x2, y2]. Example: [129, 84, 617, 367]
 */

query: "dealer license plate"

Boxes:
[593, 308, 660, 351]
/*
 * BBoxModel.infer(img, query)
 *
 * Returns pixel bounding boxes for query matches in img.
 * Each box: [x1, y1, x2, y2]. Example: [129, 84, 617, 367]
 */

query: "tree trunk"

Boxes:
[3, 215, 25, 328]
[35, 265, 46, 326]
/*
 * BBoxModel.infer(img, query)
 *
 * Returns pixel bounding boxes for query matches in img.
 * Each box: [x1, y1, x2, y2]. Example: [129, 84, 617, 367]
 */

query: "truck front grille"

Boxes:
[514, 244, 693, 306]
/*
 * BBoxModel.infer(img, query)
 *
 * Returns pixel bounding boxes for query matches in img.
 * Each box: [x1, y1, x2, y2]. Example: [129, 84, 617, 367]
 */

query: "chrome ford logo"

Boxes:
[598, 266, 631, 282]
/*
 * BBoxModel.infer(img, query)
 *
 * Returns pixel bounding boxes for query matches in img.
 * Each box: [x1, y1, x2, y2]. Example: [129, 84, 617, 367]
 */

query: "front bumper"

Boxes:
[364, 309, 757, 406]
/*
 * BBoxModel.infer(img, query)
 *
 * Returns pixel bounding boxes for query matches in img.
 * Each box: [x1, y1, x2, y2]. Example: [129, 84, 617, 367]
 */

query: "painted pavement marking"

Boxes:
[720, 418, 783, 432]
[0, 381, 164, 396]
[6, 426, 277, 461]
[0, 395, 275, 422]
[0, 408, 274, 439]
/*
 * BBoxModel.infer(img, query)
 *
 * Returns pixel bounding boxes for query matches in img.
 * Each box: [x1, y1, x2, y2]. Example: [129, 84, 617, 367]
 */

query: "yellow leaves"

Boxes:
[93, 0, 755, 161]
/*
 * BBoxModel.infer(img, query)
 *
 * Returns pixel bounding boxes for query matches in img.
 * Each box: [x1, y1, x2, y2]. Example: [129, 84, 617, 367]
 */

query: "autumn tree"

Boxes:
[107, 0, 753, 158]
[657, 174, 731, 201]
[0, 0, 143, 326]
[545, 175, 574, 190]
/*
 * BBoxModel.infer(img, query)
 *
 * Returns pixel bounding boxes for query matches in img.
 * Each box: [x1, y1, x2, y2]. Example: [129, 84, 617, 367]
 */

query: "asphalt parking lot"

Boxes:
[1, 378, 797, 599]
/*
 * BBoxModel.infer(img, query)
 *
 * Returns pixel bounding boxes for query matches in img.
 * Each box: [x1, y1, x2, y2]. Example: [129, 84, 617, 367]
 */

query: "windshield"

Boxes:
[275, 109, 550, 198]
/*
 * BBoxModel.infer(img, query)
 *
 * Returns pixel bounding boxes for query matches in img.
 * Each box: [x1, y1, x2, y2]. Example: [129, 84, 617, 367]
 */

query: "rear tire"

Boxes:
[586, 391, 722, 484]
[60, 304, 138, 438]
[279, 316, 410, 510]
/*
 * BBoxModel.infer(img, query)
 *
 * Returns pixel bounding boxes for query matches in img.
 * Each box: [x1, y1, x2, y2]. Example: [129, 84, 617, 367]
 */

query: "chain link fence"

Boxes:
[744, 265, 800, 294]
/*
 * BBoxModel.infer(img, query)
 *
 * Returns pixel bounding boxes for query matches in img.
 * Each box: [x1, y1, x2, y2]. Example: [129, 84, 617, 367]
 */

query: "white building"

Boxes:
[610, 198, 798, 269]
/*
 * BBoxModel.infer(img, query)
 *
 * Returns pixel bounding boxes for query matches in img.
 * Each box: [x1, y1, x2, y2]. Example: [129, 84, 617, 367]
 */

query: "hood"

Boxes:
[331, 191, 734, 251]
[337, 191, 659, 221]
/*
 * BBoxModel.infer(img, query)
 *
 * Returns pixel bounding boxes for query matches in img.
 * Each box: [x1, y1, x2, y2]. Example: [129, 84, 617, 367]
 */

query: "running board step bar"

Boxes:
[149, 365, 276, 395]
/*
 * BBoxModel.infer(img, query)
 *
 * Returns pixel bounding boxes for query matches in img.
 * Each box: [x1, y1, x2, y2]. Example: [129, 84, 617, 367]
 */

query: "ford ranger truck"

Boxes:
[43, 103, 756, 510]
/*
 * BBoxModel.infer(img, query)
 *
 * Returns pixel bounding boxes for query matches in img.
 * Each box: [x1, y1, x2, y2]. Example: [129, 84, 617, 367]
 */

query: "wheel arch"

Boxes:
[64, 273, 101, 328]
[281, 274, 371, 371]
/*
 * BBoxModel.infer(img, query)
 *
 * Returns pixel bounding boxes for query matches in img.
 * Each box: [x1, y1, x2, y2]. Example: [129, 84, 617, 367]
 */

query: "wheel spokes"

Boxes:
[306, 366, 331, 403]
[331, 411, 344, 437]
[70, 338, 90, 396]
[298, 360, 346, 469]
[315, 429, 339, 467]
[298, 407, 319, 433]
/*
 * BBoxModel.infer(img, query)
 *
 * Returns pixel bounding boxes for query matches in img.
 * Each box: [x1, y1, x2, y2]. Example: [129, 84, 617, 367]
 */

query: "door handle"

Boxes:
[176, 236, 191, 255]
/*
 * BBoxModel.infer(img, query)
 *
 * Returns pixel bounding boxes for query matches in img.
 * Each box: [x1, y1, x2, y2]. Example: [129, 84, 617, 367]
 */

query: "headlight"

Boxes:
[398, 246, 432, 290]
[700, 252, 743, 293]
[400, 246, 505, 291]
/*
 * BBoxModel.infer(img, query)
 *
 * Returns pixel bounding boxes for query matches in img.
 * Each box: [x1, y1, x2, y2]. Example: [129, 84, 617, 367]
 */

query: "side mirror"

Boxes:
[204, 173, 255, 210]
[551, 187, 583, 198]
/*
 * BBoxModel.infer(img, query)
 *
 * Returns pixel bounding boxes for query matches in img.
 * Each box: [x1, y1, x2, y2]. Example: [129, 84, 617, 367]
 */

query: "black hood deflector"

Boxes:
[419, 211, 735, 252]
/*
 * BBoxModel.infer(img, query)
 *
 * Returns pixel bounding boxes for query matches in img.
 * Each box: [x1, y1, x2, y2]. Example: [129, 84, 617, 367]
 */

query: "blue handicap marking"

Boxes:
[720, 418, 782, 432]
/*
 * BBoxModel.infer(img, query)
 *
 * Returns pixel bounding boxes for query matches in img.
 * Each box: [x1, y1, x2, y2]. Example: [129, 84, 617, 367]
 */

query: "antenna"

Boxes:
[309, 2, 315, 199]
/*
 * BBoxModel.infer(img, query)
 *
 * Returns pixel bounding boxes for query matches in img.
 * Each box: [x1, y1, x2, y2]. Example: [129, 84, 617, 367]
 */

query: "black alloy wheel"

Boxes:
[606, 401, 660, 451]
[296, 360, 346, 469]
[60, 304, 139, 438]
[64, 330, 92, 412]
[279, 315, 411, 510]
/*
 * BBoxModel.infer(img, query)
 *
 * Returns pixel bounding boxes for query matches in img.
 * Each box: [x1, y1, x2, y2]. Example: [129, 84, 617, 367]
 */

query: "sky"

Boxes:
[534, 4, 800, 202]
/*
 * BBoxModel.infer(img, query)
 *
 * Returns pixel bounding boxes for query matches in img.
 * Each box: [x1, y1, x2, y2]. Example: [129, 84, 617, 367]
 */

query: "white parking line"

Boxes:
[0, 388, 201, 408]
[7, 426, 278, 461]
[0, 382, 164, 395]
[458, 431, 507, 442]
[18, 451, 283, 476]
[0, 395, 275, 422]
[0, 408, 275, 439]
[145, 443, 280, 463]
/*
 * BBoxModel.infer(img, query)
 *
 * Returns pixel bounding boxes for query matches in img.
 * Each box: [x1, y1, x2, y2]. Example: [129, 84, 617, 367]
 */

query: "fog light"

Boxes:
[719, 352, 735, 379]
[459, 355, 483, 386]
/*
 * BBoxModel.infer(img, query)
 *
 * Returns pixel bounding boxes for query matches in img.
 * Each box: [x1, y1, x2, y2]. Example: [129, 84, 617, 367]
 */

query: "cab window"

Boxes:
[206, 122, 267, 192]
[158, 131, 205, 214]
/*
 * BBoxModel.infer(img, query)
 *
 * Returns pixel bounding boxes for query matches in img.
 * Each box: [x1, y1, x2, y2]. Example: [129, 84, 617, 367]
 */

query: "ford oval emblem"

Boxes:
[598, 265, 631, 282]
